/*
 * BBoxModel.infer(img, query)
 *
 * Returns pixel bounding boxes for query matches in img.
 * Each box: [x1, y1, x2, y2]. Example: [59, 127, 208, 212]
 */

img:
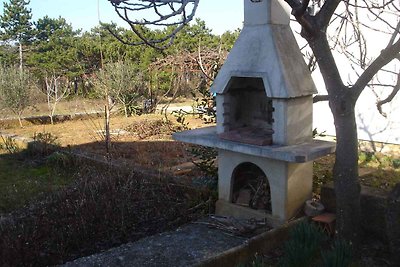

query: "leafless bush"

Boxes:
[0, 66, 33, 127]
[125, 117, 173, 139]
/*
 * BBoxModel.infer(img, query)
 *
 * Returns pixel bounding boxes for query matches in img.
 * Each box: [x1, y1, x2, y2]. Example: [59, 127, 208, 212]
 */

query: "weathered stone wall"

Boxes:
[321, 183, 400, 252]
[386, 183, 400, 262]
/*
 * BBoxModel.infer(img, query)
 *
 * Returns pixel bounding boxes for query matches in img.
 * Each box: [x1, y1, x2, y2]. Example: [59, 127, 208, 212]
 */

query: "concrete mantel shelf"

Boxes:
[173, 127, 336, 163]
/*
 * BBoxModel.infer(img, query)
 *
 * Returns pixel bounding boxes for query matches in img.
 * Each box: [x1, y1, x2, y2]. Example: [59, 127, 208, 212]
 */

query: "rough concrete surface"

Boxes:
[173, 127, 336, 163]
[63, 222, 249, 267]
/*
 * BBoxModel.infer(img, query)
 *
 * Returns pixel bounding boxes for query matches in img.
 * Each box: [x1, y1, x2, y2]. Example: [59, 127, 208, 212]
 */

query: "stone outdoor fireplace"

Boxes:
[173, 0, 335, 226]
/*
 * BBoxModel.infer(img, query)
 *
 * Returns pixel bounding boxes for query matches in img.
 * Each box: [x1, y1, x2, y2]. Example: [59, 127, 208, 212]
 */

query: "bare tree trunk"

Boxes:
[17, 112, 23, 128]
[45, 75, 69, 125]
[330, 96, 361, 251]
[19, 42, 23, 71]
[123, 104, 128, 118]
[309, 33, 362, 249]
[104, 105, 111, 161]
[50, 104, 56, 125]
[45, 76, 53, 124]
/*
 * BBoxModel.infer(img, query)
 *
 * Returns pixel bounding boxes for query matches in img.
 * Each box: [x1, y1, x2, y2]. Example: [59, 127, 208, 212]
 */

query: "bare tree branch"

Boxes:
[353, 39, 400, 99]
[284, 0, 318, 37]
[313, 94, 329, 103]
[194, 44, 214, 83]
[316, 0, 342, 30]
[107, 0, 200, 49]
[387, 20, 400, 48]
[291, 0, 310, 17]
[376, 71, 400, 117]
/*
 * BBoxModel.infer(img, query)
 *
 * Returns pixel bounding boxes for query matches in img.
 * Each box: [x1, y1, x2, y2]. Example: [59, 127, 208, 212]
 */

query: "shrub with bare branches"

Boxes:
[0, 66, 33, 127]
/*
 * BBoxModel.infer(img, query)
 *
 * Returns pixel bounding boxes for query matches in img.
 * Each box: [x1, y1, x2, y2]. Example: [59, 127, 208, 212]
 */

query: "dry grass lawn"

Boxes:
[1, 111, 211, 179]
[1, 100, 399, 192]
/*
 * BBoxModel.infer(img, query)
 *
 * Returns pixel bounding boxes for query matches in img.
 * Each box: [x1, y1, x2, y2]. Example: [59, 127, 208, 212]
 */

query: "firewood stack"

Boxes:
[232, 169, 272, 212]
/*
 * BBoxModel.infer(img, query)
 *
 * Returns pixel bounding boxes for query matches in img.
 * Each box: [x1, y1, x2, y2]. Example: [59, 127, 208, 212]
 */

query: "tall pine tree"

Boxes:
[0, 0, 33, 70]
[29, 16, 81, 77]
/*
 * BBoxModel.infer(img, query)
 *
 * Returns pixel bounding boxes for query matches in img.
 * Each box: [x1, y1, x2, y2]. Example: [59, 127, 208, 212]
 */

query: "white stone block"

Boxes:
[244, 0, 290, 26]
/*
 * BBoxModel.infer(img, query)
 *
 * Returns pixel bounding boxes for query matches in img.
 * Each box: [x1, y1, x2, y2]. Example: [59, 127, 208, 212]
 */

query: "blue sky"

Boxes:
[0, 0, 243, 34]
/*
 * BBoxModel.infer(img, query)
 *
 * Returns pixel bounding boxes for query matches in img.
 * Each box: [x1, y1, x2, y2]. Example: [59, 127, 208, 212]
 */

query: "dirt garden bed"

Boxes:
[0, 150, 212, 266]
[0, 111, 220, 265]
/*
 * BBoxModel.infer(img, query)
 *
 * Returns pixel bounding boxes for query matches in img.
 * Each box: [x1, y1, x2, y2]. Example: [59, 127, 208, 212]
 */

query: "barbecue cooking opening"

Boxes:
[219, 77, 274, 146]
[231, 162, 272, 213]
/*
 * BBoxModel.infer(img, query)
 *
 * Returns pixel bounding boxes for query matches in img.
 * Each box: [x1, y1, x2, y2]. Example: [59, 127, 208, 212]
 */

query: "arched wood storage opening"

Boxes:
[231, 162, 272, 214]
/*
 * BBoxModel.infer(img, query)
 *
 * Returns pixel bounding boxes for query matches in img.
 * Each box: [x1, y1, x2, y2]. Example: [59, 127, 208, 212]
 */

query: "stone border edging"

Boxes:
[0, 111, 105, 126]
[196, 218, 304, 267]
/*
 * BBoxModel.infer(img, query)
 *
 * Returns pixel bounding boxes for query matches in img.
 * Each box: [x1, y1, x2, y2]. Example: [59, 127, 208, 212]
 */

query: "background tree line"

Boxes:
[0, 0, 238, 124]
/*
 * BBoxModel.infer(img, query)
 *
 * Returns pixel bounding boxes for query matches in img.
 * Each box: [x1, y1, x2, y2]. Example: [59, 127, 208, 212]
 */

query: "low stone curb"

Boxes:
[0, 111, 104, 126]
[196, 218, 303, 267]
